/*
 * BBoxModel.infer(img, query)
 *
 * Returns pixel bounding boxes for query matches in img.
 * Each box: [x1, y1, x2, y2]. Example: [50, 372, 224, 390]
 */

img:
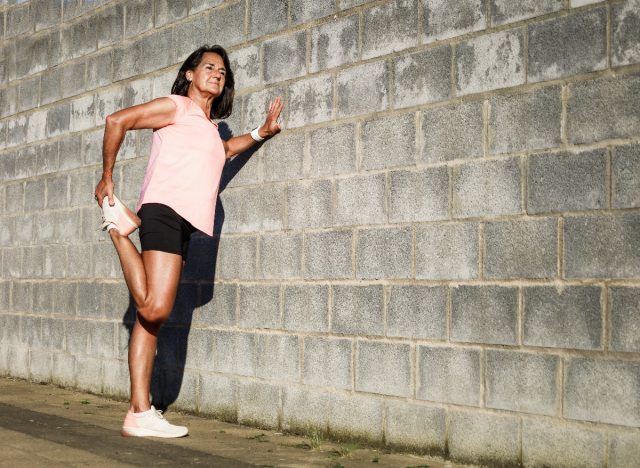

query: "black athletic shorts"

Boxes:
[137, 203, 197, 258]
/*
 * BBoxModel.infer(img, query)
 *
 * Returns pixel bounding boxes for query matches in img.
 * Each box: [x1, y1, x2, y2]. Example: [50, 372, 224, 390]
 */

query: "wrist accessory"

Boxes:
[250, 127, 265, 142]
[103, 170, 113, 178]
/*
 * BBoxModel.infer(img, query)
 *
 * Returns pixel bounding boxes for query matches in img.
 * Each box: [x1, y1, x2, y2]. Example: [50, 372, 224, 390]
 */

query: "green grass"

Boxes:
[247, 432, 268, 442]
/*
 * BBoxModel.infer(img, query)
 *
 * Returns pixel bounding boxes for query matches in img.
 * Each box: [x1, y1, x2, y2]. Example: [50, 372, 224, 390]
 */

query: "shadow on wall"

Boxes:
[120, 121, 261, 411]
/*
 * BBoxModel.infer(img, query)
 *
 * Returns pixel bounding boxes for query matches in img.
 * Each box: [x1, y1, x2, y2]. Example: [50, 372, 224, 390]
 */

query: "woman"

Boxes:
[94, 45, 283, 438]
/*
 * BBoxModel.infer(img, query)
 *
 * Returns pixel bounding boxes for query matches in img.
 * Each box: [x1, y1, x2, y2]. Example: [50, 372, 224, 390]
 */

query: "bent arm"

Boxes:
[95, 97, 177, 207]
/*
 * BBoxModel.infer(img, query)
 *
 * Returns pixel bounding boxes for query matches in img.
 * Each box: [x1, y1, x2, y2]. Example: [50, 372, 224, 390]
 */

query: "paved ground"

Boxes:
[0, 377, 470, 468]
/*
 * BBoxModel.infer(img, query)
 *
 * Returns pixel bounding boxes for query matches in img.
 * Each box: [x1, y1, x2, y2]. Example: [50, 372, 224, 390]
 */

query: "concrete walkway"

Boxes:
[0, 377, 468, 468]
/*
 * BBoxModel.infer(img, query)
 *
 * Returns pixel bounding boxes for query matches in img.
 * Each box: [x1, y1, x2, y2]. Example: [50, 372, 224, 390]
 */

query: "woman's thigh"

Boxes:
[141, 249, 183, 317]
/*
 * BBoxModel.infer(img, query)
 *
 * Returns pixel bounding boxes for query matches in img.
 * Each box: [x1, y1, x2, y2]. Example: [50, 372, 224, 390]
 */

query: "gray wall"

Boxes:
[2, 0, 640, 466]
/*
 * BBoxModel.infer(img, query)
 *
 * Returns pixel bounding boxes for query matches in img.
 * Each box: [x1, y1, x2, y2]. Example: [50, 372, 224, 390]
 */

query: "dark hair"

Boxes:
[171, 45, 235, 119]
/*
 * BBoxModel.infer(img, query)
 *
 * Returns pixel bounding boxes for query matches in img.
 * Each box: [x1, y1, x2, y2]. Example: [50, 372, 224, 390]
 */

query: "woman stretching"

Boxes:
[93, 45, 283, 438]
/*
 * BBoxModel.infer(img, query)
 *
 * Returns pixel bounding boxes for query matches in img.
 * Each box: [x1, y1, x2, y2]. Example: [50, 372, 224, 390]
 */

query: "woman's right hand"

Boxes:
[94, 175, 114, 208]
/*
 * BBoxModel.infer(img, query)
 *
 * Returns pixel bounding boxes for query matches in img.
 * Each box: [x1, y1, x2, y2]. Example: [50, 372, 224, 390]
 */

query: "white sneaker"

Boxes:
[100, 194, 141, 237]
[121, 406, 189, 438]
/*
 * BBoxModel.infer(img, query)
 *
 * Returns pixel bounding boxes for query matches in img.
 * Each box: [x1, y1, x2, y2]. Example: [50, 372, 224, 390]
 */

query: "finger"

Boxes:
[107, 190, 115, 207]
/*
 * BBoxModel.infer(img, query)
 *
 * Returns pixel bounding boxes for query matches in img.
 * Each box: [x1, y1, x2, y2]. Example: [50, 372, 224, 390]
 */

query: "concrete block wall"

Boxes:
[1, 0, 640, 466]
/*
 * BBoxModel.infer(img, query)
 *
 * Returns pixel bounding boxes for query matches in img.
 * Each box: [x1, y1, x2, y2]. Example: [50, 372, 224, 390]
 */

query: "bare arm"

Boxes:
[223, 97, 284, 159]
[94, 97, 177, 207]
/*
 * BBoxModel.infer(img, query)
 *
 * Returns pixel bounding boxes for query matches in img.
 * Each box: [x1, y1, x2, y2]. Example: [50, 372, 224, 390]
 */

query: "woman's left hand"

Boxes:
[259, 96, 284, 138]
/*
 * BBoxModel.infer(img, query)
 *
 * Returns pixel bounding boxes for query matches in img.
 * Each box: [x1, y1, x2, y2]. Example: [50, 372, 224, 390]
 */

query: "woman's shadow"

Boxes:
[121, 122, 261, 411]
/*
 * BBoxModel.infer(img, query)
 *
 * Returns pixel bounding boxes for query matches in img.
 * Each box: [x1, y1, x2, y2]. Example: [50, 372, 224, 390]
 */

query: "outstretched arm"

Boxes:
[223, 96, 284, 159]
[94, 97, 177, 207]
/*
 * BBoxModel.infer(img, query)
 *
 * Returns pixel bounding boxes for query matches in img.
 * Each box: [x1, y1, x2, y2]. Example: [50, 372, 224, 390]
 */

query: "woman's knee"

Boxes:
[137, 300, 172, 324]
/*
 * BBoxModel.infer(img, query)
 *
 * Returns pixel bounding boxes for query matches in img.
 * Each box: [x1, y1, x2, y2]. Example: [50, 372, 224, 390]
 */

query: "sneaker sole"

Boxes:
[102, 196, 142, 237]
[121, 426, 188, 438]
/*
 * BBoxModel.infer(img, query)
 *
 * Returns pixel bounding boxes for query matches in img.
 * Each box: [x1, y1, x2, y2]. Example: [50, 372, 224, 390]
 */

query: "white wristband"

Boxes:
[250, 127, 265, 142]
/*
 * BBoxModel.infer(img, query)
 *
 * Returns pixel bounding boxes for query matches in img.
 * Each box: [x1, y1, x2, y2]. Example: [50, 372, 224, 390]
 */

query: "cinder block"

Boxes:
[291, 0, 334, 24]
[43, 245, 66, 279]
[64, 319, 90, 355]
[40, 67, 62, 105]
[18, 75, 40, 112]
[15, 33, 51, 78]
[123, 78, 152, 108]
[249, 0, 288, 39]
[199, 373, 236, 420]
[362, 0, 417, 60]
[448, 411, 520, 467]
[96, 86, 123, 123]
[423, 0, 486, 43]
[263, 132, 304, 182]
[15, 214, 35, 245]
[70, 95, 95, 132]
[102, 359, 129, 398]
[154, 325, 188, 369]
[609, 431, 640, 468]
[92, 242, 121, 279]
[242, 87, 285, 134]
[287, 74, 333, 128]
[51, 352, 76, 388]
[215, 235, 257, 280]
[7, 346, 30, 379]
[528, 8, 606, 83]
[489, 86, 562, 154]
[486, 350, 559, 415]
[60, 61, 86, 99]
[357, 227, 412, 279]
[420, 101, 483, 163]
[456, 29, 525, 95]
[485, 218, 557, 279]
[3, 248, 22, 280]
[77, 282, 102, 318]
[417, 345, 480, 405]
[113, 29, 172, 81]
[522, 418, 603, 468]
[183, 328, 214, 371]
[332, 285, 384, 336]
[195, 283, 236, 327]
[453, 158, 521, 217]
[0, 85, 18, 119]
[33, 281, 52, 314]
[96, 4, 123, 48]
[88, 321, 115, 358]
[524, 286, 602, 350]
[124, 0, 154, 38]
[82, 128, 104, 165]
[230, 45, 261, 90]
[213, 331, 256, 376]
[387, 286, 447, 340]
[53, 281, 77, 316]
[309, 124, 356, 177]
[24, 179, 46, 212]
[612, 144, 640, 208]
[75, 356, 103, 394]
[35, 141, 57, 176]
[219, 184, 284, 233]
[237, 380, 281, 428]
[59, 134, 82, 171]
[238, 285, 280, 329]
[565, 214, 640, 279]
[568, 73, 640, 145]
[154, 0, 188, 27]
[23, 246, 44, 278]
[361, 113, 415, 170]
[565, 357, 640, 427]
[335, 174, 385, 226]
[385, 401, 445, 453]
[389, 168, 449, 223]
[46, 102, 71, 137]
[282, 386, 330, 431]
[356, 340, 411, 397]
[67, 243, 93, 279]
[29, 349, 52, 383]
[393, 45, 451, 109]
[490, 0, 563, 26]
[283, 284, 329, 332]
[336, 61, 389, 118]
[20, 316, 42, 348]
[303, 336, 352, 390]
[6, 4, 33, 38]
[612, 0, 640, 66]
[416, 223, 478, 280]
[8, 115, 28, 147]
[310, 14, 358, 72]
[327, 392, 384, 440]
[452, 285, 517, 345]
[263, 31, 306, 84]
[259, 232, 302, 279]
[5, 183, 23, 214]
[610, 287, 640, 352]
[287, 179, 332, 229]
[304, 230, 353, 279]
[61, 16, 97, 61]
[256, 334, 300, 382]
[26, 109, 47, 143]
[46, 175, 68, 209]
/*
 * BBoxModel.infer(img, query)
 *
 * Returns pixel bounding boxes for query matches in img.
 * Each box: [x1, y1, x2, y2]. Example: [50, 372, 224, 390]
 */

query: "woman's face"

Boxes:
[186, 52, 226, 97]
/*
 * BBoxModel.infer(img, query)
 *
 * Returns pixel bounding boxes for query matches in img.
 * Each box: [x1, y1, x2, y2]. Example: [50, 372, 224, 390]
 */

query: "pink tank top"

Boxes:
[136, 94, 226, 236]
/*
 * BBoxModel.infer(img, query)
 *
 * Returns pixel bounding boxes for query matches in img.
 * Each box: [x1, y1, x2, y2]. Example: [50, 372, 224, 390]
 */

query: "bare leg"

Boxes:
[109, 230, 184, 412]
